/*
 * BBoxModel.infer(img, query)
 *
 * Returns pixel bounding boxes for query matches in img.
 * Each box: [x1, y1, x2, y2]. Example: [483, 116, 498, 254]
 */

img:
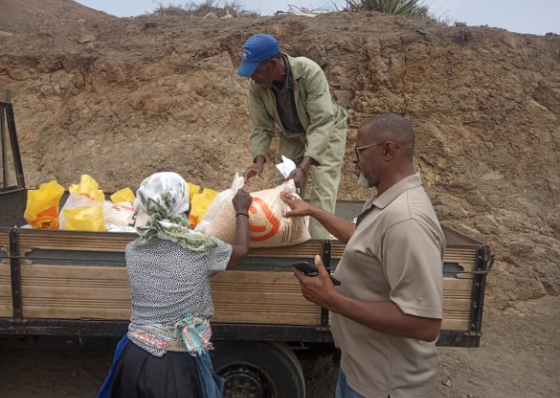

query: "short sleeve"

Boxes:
[382, 220, 443, 319]
[204, 236, 233, 275]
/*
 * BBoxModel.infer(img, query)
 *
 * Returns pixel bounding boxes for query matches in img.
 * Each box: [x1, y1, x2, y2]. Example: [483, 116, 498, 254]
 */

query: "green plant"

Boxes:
[152, 0, 258, 18]
[344, 0, 430, 17]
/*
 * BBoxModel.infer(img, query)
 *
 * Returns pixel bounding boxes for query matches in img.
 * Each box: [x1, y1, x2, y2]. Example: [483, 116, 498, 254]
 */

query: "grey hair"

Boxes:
[360, 114, 415, 155]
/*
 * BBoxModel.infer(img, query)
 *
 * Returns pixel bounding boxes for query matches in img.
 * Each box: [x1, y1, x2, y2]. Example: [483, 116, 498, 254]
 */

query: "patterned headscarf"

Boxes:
[133, 172, 217, 252]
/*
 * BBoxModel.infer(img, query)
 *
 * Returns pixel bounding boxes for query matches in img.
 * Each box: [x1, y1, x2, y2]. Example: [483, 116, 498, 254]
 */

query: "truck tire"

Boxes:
[211, 341, 306, 398]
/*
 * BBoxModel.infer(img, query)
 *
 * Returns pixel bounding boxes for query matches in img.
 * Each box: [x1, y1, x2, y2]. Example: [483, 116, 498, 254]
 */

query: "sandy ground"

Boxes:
[1, 296, 558, 398]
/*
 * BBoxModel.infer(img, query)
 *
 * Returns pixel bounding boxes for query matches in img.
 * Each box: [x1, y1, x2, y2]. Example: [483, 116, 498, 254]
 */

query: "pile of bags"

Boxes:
[23, 175, 138, 233]
[23, 174, 310, 248]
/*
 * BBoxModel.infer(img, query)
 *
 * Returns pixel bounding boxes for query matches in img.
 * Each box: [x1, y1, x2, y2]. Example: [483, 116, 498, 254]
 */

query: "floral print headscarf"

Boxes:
[133, 172, 217, 252]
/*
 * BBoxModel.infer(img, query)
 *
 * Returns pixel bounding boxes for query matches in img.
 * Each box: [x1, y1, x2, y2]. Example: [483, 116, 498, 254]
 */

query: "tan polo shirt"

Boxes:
[331, 173, 445, 398]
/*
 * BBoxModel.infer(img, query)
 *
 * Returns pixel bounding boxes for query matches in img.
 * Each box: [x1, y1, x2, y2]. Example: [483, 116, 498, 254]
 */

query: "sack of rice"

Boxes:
[196, 178, 310, 248]
[195, 174, 244, 235]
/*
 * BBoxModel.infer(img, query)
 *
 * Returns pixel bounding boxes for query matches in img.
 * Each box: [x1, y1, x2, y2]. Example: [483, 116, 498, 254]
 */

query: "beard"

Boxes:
[253, 78, 273, 88]
[357, 172, 370, 188]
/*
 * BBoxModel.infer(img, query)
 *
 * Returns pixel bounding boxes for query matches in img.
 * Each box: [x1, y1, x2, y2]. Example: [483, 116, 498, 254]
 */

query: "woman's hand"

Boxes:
[232, 188, 252, 214]
[227, 188, 252, 269]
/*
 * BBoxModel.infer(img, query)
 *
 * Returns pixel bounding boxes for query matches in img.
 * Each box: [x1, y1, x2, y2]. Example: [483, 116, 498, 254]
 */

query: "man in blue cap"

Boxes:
[237, 33, 347, 240]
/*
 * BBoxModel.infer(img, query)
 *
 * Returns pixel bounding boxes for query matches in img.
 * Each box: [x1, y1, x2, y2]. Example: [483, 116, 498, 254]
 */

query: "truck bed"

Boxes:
[0, 193, 491, 347]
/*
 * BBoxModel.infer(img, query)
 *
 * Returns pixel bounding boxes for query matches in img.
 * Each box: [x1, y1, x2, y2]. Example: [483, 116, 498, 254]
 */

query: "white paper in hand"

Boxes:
[275, 155, 297, 179]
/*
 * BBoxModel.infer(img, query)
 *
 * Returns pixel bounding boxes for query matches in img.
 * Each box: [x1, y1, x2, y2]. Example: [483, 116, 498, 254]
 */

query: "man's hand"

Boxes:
[286, 167, 306, 189]
[243, 163, 264, 185]
[293, 255, 338, 308]
[280, 191, 314, 217]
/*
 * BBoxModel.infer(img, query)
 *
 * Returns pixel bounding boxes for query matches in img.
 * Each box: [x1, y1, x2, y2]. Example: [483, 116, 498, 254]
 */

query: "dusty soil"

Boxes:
[1, 298, 558, 398]
[0, 1, 559, 397]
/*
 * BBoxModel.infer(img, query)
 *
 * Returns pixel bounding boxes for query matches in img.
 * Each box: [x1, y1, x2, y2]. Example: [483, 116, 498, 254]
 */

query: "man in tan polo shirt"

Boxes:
[281, 114, 445, 398]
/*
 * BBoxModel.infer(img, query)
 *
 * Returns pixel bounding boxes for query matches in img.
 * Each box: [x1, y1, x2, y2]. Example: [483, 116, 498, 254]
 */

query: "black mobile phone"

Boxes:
[292, 261, 341, 286]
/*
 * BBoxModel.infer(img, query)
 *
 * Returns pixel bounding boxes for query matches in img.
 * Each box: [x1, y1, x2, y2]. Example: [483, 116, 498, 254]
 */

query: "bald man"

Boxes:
[281, 114, 445, 398]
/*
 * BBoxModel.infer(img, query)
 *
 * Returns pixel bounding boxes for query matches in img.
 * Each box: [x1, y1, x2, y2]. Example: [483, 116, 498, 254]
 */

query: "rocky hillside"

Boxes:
[1, 2, 559, 311]
[0, 0, 115, 32]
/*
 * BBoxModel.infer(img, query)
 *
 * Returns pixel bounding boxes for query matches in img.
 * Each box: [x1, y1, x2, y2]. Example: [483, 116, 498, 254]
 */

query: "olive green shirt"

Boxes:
[247, 54, 347, 166]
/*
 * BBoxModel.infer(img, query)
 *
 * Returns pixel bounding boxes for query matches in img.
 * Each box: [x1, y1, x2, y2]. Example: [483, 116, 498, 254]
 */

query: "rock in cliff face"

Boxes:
[1, 4, 559, 309]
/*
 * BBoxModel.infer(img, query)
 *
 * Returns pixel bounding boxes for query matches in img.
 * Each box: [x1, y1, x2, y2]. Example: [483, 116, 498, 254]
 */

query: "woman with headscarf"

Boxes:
[96, 171, 252, 398]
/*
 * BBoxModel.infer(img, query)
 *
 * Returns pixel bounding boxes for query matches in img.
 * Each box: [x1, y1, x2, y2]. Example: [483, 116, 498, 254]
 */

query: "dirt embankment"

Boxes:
[2, 10, 559, 308]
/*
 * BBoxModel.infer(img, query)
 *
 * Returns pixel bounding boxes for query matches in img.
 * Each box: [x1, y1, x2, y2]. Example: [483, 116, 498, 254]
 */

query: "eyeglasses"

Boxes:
[354, 141, 400, 158]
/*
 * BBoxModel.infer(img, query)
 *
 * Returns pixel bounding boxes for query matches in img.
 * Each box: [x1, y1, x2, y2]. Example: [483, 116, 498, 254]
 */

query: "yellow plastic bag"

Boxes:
[189, 188, 218, 228]
[110, 187, 135, 204]
[60, 175, 105, 231]
[23, 180, 65, 229]
[69, 174, 104, 202]
[187, 182, 201, 201]
[63, 205, 106, 232]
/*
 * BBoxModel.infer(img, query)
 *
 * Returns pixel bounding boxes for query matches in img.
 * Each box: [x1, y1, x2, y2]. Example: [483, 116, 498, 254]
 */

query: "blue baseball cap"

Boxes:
[237, 34, 281, 77]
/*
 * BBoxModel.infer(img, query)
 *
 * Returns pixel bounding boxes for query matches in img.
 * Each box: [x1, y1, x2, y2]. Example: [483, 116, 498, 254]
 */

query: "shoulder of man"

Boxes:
[286, 54, 323, 80]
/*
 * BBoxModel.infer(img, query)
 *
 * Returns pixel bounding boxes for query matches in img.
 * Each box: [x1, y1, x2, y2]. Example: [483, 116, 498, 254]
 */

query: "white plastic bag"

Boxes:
[102, 200, 135, 227]
[275, 155, 296, 179]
